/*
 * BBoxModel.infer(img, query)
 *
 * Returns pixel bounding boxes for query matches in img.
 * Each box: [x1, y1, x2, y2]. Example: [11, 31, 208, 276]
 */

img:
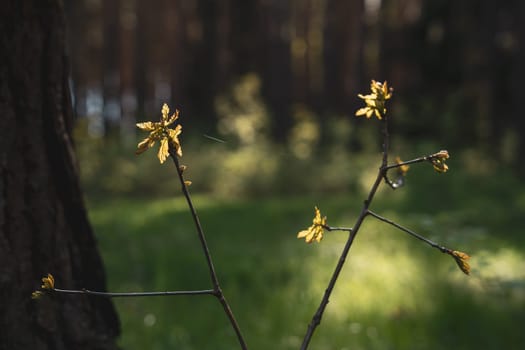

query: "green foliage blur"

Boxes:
[75, 74, 370, 198]
[88, 168, 525, 349]
[75, 76, 525, 349]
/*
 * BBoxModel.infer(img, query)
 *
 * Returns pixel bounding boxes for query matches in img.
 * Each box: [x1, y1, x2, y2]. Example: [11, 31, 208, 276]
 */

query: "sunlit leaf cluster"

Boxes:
[297, 80, 468, 284]
[355, 80, 393, 120]
[136, 103, 182, 164]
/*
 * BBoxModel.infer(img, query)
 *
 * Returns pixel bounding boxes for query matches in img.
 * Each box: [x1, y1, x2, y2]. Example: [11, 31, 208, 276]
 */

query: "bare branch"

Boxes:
[168, 147, 248, 350]
[300, 117, 391, 349]
[366, 210, 448, 253]
[52, 288, 216, 298]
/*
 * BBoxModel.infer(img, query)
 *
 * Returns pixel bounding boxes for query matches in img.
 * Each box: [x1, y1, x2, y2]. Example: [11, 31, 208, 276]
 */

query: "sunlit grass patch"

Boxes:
[88, 184, 525, 349]
[450, 247, 525, 303]
[303, 217, 436, 319]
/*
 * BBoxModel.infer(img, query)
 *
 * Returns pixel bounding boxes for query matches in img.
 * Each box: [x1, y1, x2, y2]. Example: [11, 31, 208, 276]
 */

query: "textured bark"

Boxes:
[0, 1, 120, 349]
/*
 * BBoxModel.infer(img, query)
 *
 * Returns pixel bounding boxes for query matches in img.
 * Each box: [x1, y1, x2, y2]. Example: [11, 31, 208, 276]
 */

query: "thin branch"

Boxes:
[384, 151, 449, 171]
[365, 209, 472, 275]
[384, 156, 429, 170]
[383, 151, 449, 190]
[169, 148, 221, 290]
[300, 117, 391, 350]
[383, 155, 429, 189]
[366, 210, 448, 253]
[324, 225, 352, 233]
[381, 116, 390, 169]
[168, 147, 248, 350]
[52, 288, 216, 298]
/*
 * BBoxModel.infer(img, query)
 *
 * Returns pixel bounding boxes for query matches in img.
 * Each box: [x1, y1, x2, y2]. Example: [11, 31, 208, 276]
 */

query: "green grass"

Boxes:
[88, 168, 525, 350]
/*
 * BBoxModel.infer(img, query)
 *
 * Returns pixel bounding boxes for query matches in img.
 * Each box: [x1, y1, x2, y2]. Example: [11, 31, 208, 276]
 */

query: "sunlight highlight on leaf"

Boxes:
[450, 250, 471, 275]
[355, 80, 393, 120]
[135, 103, 183, 163]
[297, 207, 327, 243]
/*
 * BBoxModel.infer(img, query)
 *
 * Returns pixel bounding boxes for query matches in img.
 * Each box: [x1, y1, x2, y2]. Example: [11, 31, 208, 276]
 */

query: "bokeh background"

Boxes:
[65, 0, 525, 349]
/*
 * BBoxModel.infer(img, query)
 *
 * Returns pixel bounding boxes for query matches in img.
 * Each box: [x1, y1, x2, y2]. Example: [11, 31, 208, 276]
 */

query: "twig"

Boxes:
[52, 288, 216, 297]
[384, 153, 440, 171]
[168, 147, 248, 350]
[324, 226, 352, 233]
[383, 153, 438, 189]
[366, 210, 448, 253]
[365, 209, 470, 275]
[168, 148, 220, 291]
[300, 117, 391, 349]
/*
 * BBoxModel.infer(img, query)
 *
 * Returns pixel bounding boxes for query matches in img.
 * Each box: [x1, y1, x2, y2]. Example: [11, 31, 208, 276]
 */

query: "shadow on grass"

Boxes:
[88, 164, 525, 349]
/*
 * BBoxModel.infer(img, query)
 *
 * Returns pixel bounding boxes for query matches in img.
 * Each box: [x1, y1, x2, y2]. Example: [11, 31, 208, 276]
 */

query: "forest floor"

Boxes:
[87, 165, 525, 350]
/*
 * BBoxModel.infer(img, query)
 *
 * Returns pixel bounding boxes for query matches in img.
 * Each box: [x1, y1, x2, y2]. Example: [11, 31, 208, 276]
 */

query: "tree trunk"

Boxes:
[0, 1, 120, 349]
[260, 0, 293, 143]
[324, 0, 365, 114]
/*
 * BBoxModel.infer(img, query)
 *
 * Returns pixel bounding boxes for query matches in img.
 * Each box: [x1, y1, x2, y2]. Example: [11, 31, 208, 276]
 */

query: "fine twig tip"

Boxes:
[448, 250, 471, 275]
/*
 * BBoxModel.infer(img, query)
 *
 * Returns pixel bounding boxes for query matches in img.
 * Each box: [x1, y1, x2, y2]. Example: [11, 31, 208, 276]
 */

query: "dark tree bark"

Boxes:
[0, 1, 120, 349]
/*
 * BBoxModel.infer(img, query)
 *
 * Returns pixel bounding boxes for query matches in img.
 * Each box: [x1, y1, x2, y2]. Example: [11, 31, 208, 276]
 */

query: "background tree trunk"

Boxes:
[0, 1, 120, 349]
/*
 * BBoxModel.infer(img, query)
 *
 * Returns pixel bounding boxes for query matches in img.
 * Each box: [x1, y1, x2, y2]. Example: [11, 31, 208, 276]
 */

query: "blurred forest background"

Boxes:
[66, 0, 524, 196]
[62, 0, 525, 349]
